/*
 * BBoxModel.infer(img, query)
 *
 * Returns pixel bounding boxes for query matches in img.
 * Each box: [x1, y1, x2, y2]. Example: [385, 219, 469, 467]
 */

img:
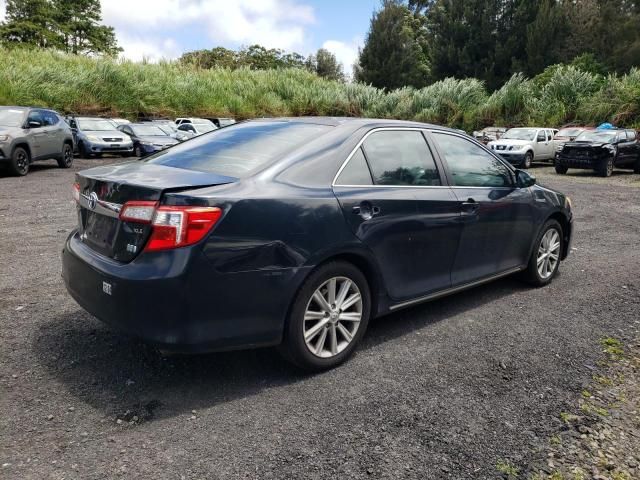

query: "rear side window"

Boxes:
[432, 132, 513, 188]
[42, 111, 59, 126]
[336, 147, 372, 185]
[146, 121, 331, 178]
[362, 130, 441, 186]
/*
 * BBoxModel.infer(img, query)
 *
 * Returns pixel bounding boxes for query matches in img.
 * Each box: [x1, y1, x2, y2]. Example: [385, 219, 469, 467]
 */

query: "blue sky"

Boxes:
[0, 0, 380, 77]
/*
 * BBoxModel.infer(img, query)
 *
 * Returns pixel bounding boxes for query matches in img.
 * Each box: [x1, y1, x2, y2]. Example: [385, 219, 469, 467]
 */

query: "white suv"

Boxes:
[487, 127, 558, 168]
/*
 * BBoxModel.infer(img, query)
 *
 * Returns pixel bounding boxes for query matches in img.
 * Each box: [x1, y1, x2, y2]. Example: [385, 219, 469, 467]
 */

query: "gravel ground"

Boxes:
[0, 158, 639, 479]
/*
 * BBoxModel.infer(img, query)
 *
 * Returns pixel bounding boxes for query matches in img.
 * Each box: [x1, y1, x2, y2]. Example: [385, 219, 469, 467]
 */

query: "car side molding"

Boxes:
[389, 266, 524, 311]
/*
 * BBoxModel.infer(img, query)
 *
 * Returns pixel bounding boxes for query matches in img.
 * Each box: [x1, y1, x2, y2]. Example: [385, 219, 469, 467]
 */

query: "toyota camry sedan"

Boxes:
[62, 118, 573, 371]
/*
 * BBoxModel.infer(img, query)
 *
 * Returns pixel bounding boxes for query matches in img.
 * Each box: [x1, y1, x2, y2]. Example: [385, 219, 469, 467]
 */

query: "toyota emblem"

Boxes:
[88, 192, 98, 210]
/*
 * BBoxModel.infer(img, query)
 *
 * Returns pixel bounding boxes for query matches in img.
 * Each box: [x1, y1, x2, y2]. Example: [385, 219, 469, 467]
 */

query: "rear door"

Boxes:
[332, 128, 462, 301]
[41, 110, 63, 156]
[429, 131, 534, 286]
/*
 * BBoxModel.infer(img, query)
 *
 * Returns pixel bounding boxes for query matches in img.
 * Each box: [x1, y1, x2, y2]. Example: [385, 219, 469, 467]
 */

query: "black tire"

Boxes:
[555, 164, 568, 174]
[521, 219, 563, 287]
[9, 146, 29, 176]
[279, 261, 371, 371]
[597, 157, 614, 177]
[57, 142, 74, 168]
[134, 145, 143, 158]
[634, 157, 640, 174]
[523, 151, 533, 169]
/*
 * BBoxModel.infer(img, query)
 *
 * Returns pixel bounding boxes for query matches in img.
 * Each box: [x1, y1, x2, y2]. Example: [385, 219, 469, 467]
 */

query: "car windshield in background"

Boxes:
[194, 123, 216, 133]
[556, 128, 584, 138]
[0, 108, 26, 127]
[157, 124, 177, 134]
[502, 128, 536, 141]
[78, 119, 117, 131]
[131, 125, 167, 136]
[575, 131, 617, 143]
[145, 121, 331, 177]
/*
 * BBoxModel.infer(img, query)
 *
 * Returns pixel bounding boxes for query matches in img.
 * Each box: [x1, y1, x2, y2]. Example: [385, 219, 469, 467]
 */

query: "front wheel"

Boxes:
[555, 164, 568, 174]
[597, 157, 614, 177]
[521, 220, 562, 287]
[134, 145, 143, 158]
[523, 151, 533, 169]
[57, 143, 74, 168]
[279, 261, 371, 371]
[9, 146, 30, 176]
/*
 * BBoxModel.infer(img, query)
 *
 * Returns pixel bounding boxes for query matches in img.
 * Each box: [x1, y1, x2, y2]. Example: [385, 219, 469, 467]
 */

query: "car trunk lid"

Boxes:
[75, 162, 236, 262]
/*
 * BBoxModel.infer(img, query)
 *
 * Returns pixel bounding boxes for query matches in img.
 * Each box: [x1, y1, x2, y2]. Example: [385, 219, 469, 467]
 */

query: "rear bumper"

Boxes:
[62, 230, 305, 352]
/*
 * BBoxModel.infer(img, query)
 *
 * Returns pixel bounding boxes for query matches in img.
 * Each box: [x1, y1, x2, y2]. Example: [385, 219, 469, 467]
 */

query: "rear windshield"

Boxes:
[145, 121, 332, 177]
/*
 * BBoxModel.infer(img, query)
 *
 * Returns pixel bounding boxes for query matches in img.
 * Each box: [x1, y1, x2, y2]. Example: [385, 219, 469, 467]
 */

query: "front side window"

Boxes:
[336, 147, 372, 185]
[27, 110, 44, 127]
[432, 132, 513, 188]
[362, 130, 441, 186]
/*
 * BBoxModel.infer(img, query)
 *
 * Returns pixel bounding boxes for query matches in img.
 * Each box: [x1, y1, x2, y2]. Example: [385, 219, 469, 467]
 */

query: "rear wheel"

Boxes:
[279, 261, 371, 371]
[521, 219, 562, 287]
[57, 143, 74, 168]
[523, 151, 533, 169]
[9, 146, 29, 176]
[597, 157, 614, 177]
[555, 164, 568, 174]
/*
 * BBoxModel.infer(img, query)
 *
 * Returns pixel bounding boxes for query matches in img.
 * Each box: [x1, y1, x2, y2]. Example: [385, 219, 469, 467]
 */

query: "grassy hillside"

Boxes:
[1, 48, 639, 130]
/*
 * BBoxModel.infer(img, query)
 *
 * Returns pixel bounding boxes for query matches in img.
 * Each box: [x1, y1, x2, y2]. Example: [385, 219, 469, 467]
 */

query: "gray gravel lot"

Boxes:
[0, 158, 639, 479]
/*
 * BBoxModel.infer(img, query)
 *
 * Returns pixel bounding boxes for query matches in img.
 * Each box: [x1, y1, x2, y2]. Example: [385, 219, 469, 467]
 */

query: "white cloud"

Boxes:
[0, 0, 6, 22]
[101, 0, 316, 61]
[322, 37, 362, 80]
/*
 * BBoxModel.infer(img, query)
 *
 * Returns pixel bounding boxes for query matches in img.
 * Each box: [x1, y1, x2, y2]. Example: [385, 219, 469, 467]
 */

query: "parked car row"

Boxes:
[482, 124, 640, 177]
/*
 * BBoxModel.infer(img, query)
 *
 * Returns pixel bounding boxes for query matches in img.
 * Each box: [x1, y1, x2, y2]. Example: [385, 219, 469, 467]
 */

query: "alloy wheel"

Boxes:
[536, 228, 561, 280]
[63, 145, 73, 166]
[303, 276, 362, 358]
[15, 150, 28, 174]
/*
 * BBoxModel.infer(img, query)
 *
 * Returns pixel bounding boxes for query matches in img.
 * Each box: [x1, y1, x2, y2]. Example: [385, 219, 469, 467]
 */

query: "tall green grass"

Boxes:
[1, 47, 639, 129]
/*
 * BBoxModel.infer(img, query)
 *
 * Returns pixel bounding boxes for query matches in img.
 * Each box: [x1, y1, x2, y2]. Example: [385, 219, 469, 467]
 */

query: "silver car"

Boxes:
[0, 106, 74, 176]
[68, 117, 133, 158]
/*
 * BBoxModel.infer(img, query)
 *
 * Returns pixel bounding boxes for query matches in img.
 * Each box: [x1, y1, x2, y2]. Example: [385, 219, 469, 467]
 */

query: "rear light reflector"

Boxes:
[146, 206, 222, 251]
[72, 182, 80, 203]
[119, 201, 157, 223]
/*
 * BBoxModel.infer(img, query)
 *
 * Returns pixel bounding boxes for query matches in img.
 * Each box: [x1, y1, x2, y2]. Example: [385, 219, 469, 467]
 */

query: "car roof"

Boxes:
[246, 116, 466, 133]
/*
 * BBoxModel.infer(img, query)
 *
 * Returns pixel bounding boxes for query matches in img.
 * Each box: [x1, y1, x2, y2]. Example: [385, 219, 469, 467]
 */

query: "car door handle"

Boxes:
[461, 198, 479, 213]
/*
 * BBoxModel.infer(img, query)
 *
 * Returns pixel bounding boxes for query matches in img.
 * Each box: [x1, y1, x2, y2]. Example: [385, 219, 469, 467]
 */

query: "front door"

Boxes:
[429, 131, 535, 286]
[333, 129, 462, 301]
[25, 110, 46, 159]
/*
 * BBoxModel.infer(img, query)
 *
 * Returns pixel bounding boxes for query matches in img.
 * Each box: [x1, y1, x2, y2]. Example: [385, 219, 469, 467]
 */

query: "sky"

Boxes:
[0, 0, 380, 77]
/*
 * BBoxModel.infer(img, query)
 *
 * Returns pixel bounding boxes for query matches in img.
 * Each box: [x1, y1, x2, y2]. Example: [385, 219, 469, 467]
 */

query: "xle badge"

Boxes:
[102, 281, 112, 296]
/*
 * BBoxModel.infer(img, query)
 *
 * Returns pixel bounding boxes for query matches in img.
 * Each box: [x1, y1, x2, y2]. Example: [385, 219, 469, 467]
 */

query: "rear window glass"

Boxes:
[146, 121, 331, 177]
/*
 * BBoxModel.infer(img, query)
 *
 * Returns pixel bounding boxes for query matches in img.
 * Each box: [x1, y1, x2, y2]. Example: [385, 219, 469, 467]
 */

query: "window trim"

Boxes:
[427, 129, 516, 189]
[332, 127, 447, 188]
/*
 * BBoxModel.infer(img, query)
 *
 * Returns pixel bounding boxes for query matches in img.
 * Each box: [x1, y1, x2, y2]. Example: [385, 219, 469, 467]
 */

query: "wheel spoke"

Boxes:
[314, 327, 328, 355]
[305, 318, 329, 341]
[304, 310, 326, 321]
[337, 323, 353, 342]
[339, 312, 361, 322]
[329, 324, 338, 355]
[341, 293, 361, 311]
[312, 290, 331, 312]
[327, 278, 336, 306]
[335, 279, 352, 309]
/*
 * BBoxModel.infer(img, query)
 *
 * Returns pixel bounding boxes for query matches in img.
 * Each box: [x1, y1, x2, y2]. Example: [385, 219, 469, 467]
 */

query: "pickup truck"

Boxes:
[487, 127, 558, 168]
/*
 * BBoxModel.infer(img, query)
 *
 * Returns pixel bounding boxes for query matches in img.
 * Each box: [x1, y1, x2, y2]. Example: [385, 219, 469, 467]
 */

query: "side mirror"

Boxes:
[516, 169, 536, 188]
[28, 120, 42, 128]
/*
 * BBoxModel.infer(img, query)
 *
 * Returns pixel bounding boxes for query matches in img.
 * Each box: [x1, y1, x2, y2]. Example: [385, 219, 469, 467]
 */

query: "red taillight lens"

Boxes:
[119, 201, 222, 251]
[72, 182, 80, 203]
[147, 206, 222, 251]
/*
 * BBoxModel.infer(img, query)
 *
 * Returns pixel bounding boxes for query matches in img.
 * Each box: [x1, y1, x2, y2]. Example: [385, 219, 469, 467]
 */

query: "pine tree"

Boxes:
[52, 0, 120, 55]
[355, 0, 430, 90]
[0, 0, 57, 48]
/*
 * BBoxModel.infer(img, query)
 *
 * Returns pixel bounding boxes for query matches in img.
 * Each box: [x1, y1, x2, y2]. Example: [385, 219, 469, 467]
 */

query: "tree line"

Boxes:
[356, 0, 640, 90]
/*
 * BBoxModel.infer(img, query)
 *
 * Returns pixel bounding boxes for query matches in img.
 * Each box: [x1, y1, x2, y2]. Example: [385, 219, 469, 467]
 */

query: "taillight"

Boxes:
[72, 182, 80, 203]
[119, 201, 157, 223]
[119, 201, 222, 251]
